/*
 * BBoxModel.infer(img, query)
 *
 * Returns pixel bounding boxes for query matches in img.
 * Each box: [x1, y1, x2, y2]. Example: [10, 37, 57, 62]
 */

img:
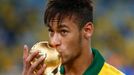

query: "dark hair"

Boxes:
[44, 0, 93, 29]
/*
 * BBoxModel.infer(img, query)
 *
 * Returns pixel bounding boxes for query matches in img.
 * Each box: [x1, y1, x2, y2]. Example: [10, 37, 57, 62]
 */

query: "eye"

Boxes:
[48, 28, 53, 32]
[48, 29, 54, 36]
[60, 29, 69, 36]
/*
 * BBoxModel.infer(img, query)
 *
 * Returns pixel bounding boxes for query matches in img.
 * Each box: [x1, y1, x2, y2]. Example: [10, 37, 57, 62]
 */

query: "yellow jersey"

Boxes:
[99, 63, 125, 75]
[60, 48, 125, 75]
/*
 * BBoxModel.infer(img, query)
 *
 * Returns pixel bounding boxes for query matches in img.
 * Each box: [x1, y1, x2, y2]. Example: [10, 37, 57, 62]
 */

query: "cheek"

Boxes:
[60, 30, 81, 54]
[62, 34, 81, 54]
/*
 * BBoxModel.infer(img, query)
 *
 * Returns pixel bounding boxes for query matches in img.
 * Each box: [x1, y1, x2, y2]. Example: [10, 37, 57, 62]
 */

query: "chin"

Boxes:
[60, 57, 66, 65]
[61, 58, 71, 65]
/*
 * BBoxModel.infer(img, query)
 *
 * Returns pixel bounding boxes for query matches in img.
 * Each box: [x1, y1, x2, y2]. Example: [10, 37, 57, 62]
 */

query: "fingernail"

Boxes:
[41, 56, 45, 59]
[24, 44, 28, 49]
[43, 64, 46, 68]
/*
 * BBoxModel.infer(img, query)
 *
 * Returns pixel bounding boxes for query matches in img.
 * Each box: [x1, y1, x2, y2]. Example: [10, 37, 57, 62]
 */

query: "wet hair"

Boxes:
[44, 0, 93, 29]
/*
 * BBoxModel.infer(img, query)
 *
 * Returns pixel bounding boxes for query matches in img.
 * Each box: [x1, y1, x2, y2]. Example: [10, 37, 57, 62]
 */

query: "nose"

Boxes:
[49, 33, 61, 48]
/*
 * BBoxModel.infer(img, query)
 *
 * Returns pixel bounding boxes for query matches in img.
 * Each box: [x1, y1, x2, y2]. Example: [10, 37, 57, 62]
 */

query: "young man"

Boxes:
[22, 0, 125, 75]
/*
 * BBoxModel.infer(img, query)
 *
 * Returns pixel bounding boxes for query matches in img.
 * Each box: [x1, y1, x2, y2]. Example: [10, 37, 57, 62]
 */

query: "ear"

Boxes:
[83, 22, 94, 39]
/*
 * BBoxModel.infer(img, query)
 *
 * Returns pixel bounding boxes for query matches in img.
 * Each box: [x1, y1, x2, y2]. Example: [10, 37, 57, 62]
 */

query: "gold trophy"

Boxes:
[30, 41, 61, 75]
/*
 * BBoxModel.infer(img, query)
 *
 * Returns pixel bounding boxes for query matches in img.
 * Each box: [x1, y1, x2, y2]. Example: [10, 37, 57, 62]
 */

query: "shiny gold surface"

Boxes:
[30, 41, 61, 75]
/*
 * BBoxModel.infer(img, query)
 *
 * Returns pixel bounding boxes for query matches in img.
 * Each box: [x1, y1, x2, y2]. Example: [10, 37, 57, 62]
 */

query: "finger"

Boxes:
[23, 44, 29, 71]
[26, 50, 39, 64]
[29, 56, 45, 73]
[23, 45, 29, 62]
[22, 45, 31, 75]
[36, 64, 46, 75]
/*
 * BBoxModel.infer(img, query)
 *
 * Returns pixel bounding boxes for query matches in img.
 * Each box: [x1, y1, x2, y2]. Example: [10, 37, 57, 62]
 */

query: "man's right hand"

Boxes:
[22, 45, 46, 75]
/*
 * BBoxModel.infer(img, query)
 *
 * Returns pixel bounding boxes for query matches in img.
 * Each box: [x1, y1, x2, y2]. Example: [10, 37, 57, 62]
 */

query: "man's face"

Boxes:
[48, 16, 83, 65]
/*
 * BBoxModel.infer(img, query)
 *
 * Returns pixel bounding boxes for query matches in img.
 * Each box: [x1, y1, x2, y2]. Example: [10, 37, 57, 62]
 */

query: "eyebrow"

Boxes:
[58, 24, 69, 29]
[47, 24, 69, 31]
[47, 19, 60, 27]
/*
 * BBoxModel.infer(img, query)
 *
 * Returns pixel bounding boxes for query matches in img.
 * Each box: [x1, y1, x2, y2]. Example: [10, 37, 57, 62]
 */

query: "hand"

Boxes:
[22, 45, 46, 75]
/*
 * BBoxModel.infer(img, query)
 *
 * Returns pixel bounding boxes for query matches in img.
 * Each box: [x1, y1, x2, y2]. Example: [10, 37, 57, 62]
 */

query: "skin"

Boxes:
[48, 15, 94, 75]
[22, 45, 46, 75]
[22, 15, 94, 75]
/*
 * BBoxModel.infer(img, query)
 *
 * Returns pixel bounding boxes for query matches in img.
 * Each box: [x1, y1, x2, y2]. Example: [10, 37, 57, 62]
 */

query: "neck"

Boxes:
[64, 46, 93, 75]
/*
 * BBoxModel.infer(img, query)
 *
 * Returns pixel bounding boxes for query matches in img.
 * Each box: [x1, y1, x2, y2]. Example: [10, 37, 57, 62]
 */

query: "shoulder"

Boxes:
[99, 62, 125, 75]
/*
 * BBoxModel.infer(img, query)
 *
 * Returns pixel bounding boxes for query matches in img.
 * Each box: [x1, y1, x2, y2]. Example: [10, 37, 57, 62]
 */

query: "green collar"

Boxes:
[60, 48, 105, 75]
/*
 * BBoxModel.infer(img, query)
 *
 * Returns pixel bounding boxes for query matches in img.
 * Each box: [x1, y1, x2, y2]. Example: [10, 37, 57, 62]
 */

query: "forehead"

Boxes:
[48, 15, 78, 28]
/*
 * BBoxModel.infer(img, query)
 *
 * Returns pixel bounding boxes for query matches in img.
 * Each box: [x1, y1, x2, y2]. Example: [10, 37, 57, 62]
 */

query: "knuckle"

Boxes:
[37, 70, 43, 75]
[31, 65, 35, 70]
[36, 66, 45, 75]
[23, 56, 27, 62]
[25, 58, 30, 64]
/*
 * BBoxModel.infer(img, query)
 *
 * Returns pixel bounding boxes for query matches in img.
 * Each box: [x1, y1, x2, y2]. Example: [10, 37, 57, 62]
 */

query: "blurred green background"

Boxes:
[0, 0, 134, 75]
